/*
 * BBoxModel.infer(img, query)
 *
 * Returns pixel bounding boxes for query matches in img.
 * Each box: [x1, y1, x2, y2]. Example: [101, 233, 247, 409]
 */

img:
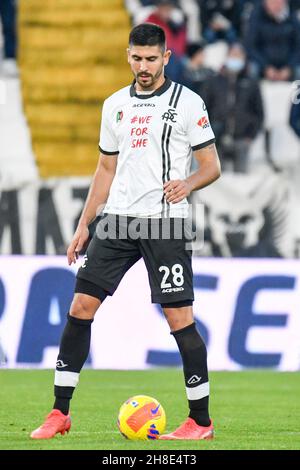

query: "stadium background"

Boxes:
[1, 0, 300, 451]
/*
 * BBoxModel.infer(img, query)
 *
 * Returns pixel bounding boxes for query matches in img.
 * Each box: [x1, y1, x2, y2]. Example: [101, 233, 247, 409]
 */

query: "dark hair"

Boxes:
[129, 23, 166, 51]
[186, 40, 207, 58]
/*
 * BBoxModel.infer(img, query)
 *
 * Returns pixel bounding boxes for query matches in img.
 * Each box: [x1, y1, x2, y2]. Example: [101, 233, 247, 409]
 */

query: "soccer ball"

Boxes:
[117, 395, 166, 440]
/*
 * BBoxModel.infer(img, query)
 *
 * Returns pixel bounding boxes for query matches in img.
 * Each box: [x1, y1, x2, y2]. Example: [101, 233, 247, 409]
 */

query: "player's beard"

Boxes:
[136, 68, 163, 90]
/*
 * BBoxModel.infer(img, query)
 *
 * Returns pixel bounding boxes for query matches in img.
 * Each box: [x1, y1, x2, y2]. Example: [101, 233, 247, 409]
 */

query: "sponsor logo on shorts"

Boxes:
[81, 254, 88, 268]
[161, 287, 184, 293]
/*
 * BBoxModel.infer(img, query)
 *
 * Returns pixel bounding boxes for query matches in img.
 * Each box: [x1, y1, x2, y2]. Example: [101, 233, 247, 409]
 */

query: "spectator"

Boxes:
[201, 43, 264, 173]
[0, 0, 18, 77]
[239, 0, 260, 34]
[145, 0, 187, 57]
[199, 0, 242, 45]
[125, 0, 156, 25]
[291, 0, 300, 20]
[290, 101, 300, 138]
[178, 41, 215, 94]
[245, 0, 300, 81]
[126, 0, 201, 42]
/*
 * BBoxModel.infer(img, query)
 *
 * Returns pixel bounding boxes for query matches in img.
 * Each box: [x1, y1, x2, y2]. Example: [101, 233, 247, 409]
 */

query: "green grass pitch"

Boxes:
[0, 369, 299, 450]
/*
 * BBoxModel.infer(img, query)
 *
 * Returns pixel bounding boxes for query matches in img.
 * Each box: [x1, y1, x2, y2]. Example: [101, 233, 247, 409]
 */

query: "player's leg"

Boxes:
[31, 215, 141, 439]
[161, 303, 213, 439]
[53, 281, 107, 417]
[139, 218, 213, 440]
[53, 216, 141, 422]
[162, 302, 193, 331]
[30, 281, 107, 440]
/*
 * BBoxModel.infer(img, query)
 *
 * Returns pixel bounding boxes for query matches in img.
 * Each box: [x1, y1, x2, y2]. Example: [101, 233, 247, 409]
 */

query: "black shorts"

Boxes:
[76, 214, 194, 304]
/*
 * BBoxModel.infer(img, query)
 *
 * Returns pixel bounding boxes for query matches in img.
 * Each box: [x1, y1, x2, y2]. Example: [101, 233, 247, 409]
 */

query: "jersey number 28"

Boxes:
[159, 264, 184, 288]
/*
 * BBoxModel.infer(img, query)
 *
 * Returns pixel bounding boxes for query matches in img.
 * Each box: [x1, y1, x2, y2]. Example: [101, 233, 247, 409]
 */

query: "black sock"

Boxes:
[172, 322, 210, 427]
[53, 313, 93, 415]
[53, 397, 70, 416]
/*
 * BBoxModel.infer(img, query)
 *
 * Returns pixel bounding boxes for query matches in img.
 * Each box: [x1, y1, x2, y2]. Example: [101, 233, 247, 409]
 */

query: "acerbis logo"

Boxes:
[187, 375, 201, 385]
[133, 103, 155, 107]
[161, 287, 184, 293]
[56, 360, 68, 368]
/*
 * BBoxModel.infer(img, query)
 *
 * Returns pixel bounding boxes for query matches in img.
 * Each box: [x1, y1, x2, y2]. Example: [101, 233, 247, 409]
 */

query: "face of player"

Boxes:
[127, 44, 171, 91]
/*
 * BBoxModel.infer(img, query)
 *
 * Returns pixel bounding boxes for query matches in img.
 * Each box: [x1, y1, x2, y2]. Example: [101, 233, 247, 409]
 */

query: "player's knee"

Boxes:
[162, 304, 194, 332]
[69, 294, 100, 320]
[165, 314, 192, 332]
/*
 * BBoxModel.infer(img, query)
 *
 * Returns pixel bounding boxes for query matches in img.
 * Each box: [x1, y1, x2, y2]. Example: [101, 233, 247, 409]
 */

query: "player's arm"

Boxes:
[67, 153, 118, 265]
[164, 143, 221, 204]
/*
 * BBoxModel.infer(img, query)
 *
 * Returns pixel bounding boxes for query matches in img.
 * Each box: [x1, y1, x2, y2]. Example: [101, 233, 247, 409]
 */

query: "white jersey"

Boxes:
[99, 77, 215, 218]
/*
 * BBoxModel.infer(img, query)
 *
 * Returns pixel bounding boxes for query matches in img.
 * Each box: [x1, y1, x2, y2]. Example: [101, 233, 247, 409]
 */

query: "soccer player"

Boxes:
[31, 23, 221, 441]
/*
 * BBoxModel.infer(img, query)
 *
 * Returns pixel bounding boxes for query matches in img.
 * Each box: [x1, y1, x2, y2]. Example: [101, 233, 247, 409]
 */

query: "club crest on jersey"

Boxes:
[197, 116, 210, 128]
[161, 108, 177, 123]
[116, 111, 123, 123]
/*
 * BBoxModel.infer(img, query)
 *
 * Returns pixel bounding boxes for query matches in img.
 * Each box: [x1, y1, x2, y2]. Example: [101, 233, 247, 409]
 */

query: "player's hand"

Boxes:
[67, 225, 89, 265]
[163, 179, 192, 204]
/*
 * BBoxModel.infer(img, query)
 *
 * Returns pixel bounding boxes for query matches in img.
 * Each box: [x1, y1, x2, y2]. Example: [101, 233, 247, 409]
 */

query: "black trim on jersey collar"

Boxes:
[130, 77, 172, 99]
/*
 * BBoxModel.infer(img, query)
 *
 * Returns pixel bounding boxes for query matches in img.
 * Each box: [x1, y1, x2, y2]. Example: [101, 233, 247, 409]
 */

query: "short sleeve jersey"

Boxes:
[99, 78, 215, 218]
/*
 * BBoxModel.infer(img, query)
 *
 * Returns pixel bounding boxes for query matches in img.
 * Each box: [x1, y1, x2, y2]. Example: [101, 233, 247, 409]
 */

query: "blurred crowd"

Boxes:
[126, 0, 300, 173]
[126, 0, 300, 81]
[1, 0, 300, 174]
